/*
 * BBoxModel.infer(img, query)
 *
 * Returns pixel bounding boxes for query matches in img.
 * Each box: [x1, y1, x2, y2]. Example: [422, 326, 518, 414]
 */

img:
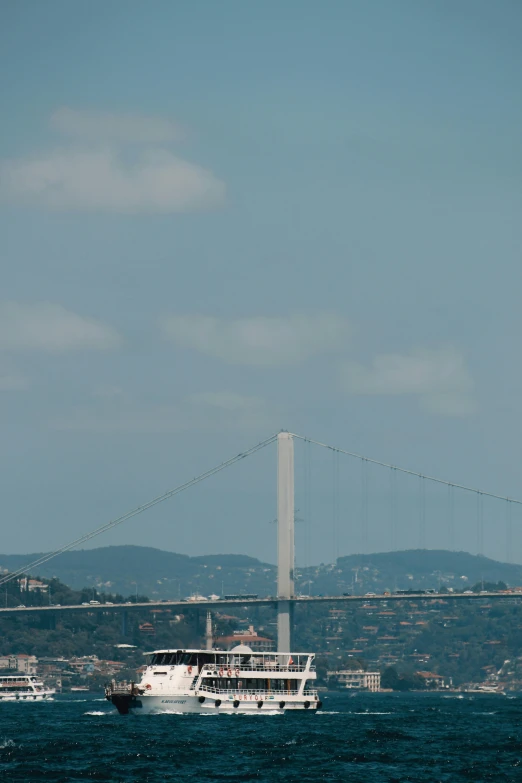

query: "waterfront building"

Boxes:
[215, 625, 275, 652]
[328, 669, 381, 692]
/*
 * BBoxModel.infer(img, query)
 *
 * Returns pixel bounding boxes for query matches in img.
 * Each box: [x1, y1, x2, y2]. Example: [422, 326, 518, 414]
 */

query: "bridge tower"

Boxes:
[205, 611, 213, 650]
[277, 431, 294, 652]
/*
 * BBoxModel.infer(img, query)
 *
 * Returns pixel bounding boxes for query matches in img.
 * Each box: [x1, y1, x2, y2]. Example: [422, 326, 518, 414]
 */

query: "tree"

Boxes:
[381, 667, 425, 691]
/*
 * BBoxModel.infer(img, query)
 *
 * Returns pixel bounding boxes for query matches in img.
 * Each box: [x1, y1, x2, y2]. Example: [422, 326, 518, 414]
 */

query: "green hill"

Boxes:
[1, 546, 521, 600]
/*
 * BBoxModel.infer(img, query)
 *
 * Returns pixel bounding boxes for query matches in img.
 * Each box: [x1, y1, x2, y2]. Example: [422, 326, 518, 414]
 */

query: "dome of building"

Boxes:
[230, 644, 253, 654]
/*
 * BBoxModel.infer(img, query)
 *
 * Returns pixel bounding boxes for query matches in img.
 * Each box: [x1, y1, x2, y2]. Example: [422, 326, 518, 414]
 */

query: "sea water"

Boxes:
[1, 692, 521, 782]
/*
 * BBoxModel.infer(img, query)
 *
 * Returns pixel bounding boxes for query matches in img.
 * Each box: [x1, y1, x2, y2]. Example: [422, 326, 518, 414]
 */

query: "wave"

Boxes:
[84, 711, 109, 716]
[59, 699, 89, 703]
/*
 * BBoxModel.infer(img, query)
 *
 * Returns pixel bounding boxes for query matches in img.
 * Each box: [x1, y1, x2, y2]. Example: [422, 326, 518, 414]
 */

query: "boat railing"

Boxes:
[201, 663, 313, 674]
[106, 682, 131, 695]
[105, 681, 141, 696]
[197, 684, 318, 697]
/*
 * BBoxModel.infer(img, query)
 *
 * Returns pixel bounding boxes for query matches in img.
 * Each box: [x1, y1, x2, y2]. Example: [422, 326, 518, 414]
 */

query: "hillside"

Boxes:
[1, 546, 522, 599]
[0, 546, 273, 598]
[331, 550, 522, 593]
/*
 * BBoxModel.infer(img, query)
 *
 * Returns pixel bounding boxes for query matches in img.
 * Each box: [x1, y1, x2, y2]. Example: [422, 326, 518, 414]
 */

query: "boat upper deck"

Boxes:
[145, 650, 315, 673]
[0, 676, 41, 684]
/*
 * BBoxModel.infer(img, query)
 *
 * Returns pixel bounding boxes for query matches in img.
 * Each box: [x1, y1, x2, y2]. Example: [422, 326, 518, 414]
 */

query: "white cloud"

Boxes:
[51, 391, 277, 433]
[0, 302, 121, 352]
[50, 108, 182, 144]
[340, 347, 477, 416]
[160, 313, 350, 366]
[0, 148, 225, 213]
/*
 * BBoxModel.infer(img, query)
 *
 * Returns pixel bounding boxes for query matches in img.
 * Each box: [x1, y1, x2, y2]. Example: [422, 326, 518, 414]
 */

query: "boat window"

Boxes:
[196, 653, 215, 666]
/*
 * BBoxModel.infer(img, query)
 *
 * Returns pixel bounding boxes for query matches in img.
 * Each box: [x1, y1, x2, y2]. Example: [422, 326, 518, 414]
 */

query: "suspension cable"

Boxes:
[0, 434, 277, 587]
[448, 483, 455, 551]
[390, 467, 398, 550]
[291, 433, 522, 506]
[419, 476, 426, 549]
[506, 500, 512, 564]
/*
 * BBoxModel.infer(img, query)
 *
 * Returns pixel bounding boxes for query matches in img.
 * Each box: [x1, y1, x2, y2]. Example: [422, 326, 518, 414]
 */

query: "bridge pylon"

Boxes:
[277, 431, 294, 651]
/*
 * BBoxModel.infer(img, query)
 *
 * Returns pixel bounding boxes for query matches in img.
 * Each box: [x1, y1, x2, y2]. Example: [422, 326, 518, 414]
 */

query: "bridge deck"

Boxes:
[0, 592, 519, 615]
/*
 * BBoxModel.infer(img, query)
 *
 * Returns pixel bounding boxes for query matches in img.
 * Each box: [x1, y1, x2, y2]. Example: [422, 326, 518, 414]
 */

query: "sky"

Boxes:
[1, 0, 521, 566]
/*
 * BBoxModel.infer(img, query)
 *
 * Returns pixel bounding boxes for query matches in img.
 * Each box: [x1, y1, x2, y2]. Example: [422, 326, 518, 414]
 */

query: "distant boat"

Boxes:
[0, 674, 55, 701]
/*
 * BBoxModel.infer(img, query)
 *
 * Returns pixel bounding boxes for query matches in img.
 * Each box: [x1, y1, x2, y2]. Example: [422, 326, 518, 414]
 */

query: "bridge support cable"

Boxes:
[290, 433, 522, 507]
[389, 468, 398, 551]
[361, 459, 369, 551]
[477, 492, 484, 556]
[448, 484, 455, 551]
[0, 434, 278, 588]
[506, 500, 513, 564]
[332, 449, 340, 562]
[419, 476, 426, 549]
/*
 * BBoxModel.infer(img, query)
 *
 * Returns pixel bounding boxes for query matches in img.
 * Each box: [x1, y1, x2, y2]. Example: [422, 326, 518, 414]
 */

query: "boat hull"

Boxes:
[0, 692, 55, 702]
[108, 692, 321, 715]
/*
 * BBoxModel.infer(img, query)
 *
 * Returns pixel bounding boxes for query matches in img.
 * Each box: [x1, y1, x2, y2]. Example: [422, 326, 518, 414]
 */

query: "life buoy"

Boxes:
[227, 669, 232, 677]
[187, 665, 192, 674]
[146, 684, 152, 690]
[219, 668, 224, 677]
[235, 668, 240, 677]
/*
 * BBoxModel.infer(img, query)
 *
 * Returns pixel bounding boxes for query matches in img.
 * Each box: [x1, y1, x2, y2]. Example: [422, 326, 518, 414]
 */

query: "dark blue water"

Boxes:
[1, 692, 521, 782]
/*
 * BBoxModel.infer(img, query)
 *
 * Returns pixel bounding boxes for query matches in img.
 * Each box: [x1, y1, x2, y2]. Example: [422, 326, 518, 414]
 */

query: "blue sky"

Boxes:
[1, 0, 521, 565]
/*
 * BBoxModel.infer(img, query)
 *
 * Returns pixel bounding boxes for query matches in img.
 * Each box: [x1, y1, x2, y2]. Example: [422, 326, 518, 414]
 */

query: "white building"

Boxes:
[215, 626, 275, 652]
[0, 656, 18, 670]
[18, 577, 49, 593]
[329, 669, 381, 692]
[14, 654, 38, 675]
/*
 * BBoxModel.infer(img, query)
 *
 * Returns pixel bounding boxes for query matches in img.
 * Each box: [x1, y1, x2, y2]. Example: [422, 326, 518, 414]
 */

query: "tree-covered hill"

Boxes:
[0, 546, 273, 599]
[1, 546, 522, 600]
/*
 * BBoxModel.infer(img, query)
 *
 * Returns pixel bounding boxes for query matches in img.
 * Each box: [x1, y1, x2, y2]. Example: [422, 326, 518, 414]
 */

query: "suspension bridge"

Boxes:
[1, 432, 521, 650]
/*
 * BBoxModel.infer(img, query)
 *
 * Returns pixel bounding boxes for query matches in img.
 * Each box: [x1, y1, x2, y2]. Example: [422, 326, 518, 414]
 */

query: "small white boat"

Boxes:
[0, 674, 55, 702]
[106, 645, 322, 714]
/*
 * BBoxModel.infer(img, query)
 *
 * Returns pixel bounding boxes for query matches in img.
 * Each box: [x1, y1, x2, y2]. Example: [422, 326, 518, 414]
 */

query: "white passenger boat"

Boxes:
[105, 645, 322, 714]
[0, 675, 55, 701]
